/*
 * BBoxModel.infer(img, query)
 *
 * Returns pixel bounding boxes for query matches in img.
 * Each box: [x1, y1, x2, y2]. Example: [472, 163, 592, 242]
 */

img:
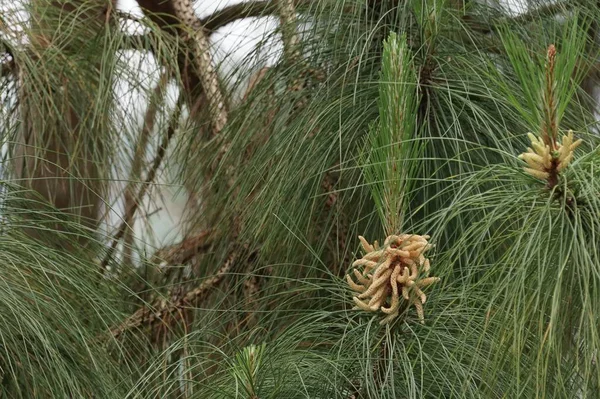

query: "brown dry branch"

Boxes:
[278, 0, 301, 63]
[111, 246, 241, 339]
[202, 0, 282, 34]
[133, 0, 237, 221]
[135, 0, 230, 136]
[134, 0, 281, 34]
[170, 0, 228, 136]
[151, 229, 213, 267]
[122, 0, 307, 48]
[101, 95, 184, 269]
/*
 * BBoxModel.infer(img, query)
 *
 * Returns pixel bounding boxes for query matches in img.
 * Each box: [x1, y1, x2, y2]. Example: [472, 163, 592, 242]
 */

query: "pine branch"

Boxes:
[278, 0, 301, 63]
[110, 245, 240, 339]
[122, 72, 171, 266]
[171, 0, 228, 136]
[101, 95, 184, 269]
[120, 1, 306, 52]
[150, 229, 212, 266]
[0, 15, 16, 78]
[132, 0, 251, 135]
[202, 0, 281, 34]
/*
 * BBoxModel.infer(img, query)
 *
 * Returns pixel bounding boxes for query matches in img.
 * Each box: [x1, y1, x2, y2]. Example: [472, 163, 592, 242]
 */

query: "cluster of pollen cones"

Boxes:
[519, 130, 582, 180]
[346, 234, 439, 325]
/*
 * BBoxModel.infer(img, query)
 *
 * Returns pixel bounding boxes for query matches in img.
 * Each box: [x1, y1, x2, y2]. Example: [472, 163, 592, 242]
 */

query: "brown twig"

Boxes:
[110, 246, 240, 338]
[101, 95, 184, 269]
[202, 0, 281, 34]
[151, 229, 212, 266]
[132, 0, 236, 138]
[122, 72, 171, 265]
[1, 15, 17, 78]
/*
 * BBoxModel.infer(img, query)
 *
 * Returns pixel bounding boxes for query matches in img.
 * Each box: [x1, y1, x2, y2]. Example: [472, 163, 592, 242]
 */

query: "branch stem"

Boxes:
[101, 95, 184, 269]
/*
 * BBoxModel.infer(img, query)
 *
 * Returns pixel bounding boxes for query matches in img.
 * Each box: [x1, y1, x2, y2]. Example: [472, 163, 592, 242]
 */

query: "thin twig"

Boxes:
[122, 72, 170, 265]
[151, 229, 212, 266]
[110, 246, 240, 338]
[101, 95, 184, 269]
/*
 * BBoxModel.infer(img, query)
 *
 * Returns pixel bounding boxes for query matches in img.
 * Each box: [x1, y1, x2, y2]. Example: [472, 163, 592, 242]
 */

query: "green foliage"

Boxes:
[1, 0, 600, 398]
[494, 14, 591, 135]
[0, 187, 126, 397]
[363, 32, 420, 234]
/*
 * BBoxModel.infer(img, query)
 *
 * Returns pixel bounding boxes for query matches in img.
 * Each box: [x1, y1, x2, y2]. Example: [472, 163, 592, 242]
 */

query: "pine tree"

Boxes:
[1, 0, 600, 397]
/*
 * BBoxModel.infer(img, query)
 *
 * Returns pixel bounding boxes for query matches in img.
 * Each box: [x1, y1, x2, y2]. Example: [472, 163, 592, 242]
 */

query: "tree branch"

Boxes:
[1, 15, 17, 78]
[122, 72, 170, 266]
[171, 0, 228, 136]
[110, 245, 240, 339]
[101, 94, 184, 269]
[202, 0, 279, 34]
[150, 229, 212, 266]
[119, 0, 306, 51]
[122, 0, 568, 53]
[278, 0, 301, 63]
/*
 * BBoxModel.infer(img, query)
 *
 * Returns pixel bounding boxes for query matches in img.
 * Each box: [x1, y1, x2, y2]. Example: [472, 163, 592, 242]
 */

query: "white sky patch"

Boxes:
[500, 0, 529, 15]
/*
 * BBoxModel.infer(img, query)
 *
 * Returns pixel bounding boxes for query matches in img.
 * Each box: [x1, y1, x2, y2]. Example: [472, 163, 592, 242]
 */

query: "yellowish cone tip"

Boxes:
[347, 234, 439, 324]
[519, 130, 582, 179]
